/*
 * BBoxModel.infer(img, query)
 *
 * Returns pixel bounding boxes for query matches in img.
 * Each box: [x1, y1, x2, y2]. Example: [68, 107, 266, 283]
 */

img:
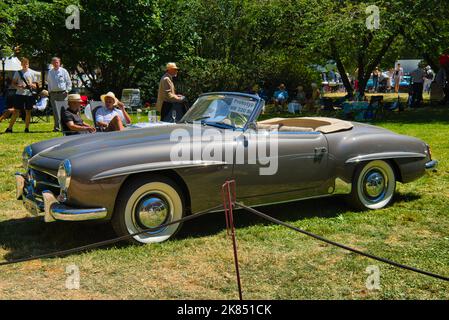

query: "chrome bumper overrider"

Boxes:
[425, 160, 438, 171]
[15, 173, 107, 222]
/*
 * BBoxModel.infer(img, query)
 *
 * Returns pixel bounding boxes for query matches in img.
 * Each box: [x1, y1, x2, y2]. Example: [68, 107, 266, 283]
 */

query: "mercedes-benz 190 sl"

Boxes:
[15, 92, 437, 244]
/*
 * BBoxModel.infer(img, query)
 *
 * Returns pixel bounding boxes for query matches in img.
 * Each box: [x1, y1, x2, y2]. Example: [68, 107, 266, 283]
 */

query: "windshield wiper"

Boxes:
[203, 121, 235, 130]
[184, 116, 211, 124]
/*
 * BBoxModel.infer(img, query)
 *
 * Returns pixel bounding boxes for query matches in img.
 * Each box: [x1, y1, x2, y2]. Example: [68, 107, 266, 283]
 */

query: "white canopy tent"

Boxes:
[2, 57, 22, 71]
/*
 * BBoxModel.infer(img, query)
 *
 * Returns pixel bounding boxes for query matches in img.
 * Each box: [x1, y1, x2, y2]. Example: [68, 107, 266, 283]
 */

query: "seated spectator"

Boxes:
[296, 85, 306, 105]
[61, 94, 96, 135]
[273, 83, 289, 113]
[304, 83, 322, 113]
[95, 91, 132, 131]
[34, 90, 49, 111]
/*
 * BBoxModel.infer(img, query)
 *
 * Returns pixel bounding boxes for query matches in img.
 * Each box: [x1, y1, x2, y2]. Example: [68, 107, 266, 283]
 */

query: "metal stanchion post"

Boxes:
[222, 179, 243, 300]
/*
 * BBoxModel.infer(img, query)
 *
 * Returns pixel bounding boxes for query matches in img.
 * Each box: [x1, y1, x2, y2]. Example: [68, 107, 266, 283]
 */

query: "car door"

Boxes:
[232, 130, 330, 205]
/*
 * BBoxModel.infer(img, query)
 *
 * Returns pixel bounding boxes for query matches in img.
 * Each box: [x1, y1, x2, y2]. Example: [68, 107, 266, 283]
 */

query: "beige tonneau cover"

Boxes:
[258, 117, 353, 134]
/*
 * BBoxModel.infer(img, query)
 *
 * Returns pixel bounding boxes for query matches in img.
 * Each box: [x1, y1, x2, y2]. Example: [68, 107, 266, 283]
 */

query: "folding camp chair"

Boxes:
[85, 101, 104, 131]
[366, 95, 384, 120]
[32, 97, 51, 123]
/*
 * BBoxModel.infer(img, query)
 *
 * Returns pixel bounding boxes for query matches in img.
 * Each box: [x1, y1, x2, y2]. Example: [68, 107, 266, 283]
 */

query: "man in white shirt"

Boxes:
[5, 58, 37, 133]
[47, 57, 72, 131]
[410, 63, 426, 108]
[95, 91, 131, 131]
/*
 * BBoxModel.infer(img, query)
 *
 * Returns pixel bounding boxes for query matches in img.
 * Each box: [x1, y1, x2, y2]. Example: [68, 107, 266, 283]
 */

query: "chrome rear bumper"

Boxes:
[15, 173, 108, 222]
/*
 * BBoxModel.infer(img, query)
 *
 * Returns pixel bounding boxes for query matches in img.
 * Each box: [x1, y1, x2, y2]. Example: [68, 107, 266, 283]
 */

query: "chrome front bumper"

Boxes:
[425, 160, 438, 171]
[15, 173, 108, 222]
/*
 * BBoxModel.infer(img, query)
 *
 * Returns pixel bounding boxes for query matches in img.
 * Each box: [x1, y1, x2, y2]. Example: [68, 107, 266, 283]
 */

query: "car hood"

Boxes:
[38, 125, 183, 160]
[37, 124, 234, 161]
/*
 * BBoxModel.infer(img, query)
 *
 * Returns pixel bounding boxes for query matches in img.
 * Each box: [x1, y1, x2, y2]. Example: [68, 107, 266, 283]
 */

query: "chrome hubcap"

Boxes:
[135, 195, 170, 230]
[363, 170, 386, 200]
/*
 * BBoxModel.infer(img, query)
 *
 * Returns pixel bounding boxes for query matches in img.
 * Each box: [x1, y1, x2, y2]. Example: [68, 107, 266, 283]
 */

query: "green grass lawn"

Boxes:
[0, 108, 448, 299]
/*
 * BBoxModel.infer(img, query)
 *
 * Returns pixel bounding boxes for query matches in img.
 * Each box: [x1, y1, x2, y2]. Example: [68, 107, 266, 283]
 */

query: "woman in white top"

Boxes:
[394, 64, 404, 93]
[95, 91, 132, 131]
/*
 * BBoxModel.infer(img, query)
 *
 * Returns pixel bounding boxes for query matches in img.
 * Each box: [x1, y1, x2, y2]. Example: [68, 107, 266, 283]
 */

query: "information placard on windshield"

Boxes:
[229, 98, 256, 117]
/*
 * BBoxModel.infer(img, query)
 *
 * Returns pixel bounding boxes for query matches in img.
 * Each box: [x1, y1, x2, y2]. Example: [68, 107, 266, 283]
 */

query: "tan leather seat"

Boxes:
[258, 117, 353, 133]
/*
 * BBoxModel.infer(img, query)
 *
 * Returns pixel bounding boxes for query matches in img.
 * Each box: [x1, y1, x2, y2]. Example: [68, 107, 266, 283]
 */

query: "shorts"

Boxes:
[14, 95, 35, 111]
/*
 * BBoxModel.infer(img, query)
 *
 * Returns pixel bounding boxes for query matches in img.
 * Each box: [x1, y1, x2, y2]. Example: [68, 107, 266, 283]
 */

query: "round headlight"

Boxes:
[22, 146, 33, 170]
[57, 159, 72, 192]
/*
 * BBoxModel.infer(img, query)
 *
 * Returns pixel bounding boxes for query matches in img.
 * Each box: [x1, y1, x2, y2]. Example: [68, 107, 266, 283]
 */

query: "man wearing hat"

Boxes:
[95, 91, 131, 131]
[61, 94, 96, 135]
[156, 62, 186, 122]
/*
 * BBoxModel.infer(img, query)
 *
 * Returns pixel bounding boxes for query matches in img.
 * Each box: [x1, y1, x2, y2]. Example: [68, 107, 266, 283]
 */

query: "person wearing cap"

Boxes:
[95, 91, 131, 131]
[156, 62, 186, 122]
[61, 94, 96, 135]
[273, 83, 289, 113]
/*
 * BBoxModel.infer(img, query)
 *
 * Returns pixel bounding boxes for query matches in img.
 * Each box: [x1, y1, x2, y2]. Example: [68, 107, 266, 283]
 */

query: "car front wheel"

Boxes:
[112, 175, 185, 244]
[347, 160, 396, 210]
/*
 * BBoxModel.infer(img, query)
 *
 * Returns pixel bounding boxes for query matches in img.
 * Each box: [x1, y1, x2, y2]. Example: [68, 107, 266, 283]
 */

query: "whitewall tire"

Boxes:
[348, 160, 396, 210]
[112, 175, 185, 244]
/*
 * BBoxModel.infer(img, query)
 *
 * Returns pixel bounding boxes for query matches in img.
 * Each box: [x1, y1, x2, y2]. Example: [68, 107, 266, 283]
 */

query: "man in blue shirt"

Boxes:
[273, 83, 289, 113]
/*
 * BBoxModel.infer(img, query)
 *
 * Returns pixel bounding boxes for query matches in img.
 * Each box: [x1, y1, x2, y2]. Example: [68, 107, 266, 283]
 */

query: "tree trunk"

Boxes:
[330, 39, 353, 99]
[357, 33, 396, 97]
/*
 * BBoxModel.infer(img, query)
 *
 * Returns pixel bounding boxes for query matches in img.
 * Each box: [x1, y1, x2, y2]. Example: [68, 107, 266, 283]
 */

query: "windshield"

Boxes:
[181, 94, 259, 129]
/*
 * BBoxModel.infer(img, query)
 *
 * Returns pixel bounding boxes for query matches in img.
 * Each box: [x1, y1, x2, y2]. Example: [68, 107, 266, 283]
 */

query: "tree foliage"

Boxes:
[1, 0, 448, 100]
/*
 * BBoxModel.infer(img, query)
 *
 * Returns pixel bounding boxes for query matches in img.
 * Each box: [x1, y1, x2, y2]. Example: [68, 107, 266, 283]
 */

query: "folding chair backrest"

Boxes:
[89, 101, 104, 130]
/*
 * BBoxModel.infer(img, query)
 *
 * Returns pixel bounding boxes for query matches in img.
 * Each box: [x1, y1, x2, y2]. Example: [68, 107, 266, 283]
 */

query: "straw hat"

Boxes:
[67, 94, 83, 102]
[166, 62, 179, 70]
[100, 91, 118, 106]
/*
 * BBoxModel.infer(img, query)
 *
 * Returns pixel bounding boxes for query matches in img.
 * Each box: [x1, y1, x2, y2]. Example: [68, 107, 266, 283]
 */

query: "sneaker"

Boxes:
[5, 128, 12, 133]
[24, 128, 30, 133]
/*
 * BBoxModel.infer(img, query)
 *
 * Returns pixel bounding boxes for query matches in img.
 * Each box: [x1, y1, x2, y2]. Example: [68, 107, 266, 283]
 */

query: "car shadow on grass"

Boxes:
[0, 217, 117, 262]
[0, 192, 421, 262]
[176, 192, 422, 240]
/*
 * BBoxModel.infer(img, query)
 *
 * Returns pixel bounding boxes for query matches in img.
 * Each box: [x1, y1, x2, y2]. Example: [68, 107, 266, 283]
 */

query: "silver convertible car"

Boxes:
[15, 92, 437, 244]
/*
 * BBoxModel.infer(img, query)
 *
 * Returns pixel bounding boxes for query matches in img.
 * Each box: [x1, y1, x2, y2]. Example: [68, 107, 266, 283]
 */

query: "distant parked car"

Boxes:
[366, 74, 411, 92]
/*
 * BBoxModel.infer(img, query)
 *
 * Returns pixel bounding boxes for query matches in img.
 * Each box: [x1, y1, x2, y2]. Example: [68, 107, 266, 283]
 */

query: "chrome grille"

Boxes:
[29, 169, 60, 190]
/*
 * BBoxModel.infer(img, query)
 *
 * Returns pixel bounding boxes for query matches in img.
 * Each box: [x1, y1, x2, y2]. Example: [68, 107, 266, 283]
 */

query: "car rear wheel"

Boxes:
[112, 175, 185, 244]
[347, 160, 396, 210]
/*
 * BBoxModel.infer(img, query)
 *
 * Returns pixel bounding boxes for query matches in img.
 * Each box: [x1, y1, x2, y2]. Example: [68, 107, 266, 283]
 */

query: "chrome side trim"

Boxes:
[346, 152, 426, 164]
[91, 160, 227, 181]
